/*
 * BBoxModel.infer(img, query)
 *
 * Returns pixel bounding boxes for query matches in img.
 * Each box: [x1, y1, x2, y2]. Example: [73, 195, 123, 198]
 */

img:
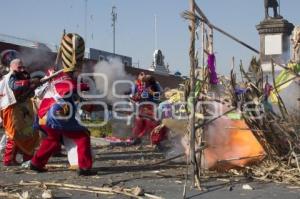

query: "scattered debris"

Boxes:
[131, 186, 144, 196]
[17, 191, 30, 199]
[0, 191, 19, 198]
[175, 180, 183, 184]
[242, 184, 254, 190]
[0, 180, 166, 199]
[41, 190, 53, 199]
[144, 193, 165, 199]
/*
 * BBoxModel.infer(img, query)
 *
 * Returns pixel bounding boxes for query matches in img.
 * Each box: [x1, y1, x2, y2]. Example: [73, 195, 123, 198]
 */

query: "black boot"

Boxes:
[132, 137, 142, 145]
[154, 143, 164, 152]
[29, 162, 48, 172]
[77, 169, 97, 176]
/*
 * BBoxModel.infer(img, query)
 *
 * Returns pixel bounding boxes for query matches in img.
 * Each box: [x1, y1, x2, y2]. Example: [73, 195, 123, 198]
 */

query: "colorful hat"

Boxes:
[61, 33, 85, 72]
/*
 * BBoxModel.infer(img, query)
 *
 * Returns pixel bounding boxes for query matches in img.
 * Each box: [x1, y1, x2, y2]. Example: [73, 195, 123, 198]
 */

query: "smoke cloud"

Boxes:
[92, 57, 134, 103]
[273, 81, 300, 117]
[20, 45, 55, 73]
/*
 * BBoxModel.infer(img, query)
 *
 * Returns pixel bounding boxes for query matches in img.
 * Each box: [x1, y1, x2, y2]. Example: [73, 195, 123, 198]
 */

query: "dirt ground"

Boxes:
[1, 132, 300, 199]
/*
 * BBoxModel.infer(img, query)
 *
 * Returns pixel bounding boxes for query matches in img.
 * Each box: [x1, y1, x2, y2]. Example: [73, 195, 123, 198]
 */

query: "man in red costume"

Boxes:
[131, 72, 145, 102]
[30, 33, 94, 175]
[0, 50, 40, 166]
[132, 75, 168, 150]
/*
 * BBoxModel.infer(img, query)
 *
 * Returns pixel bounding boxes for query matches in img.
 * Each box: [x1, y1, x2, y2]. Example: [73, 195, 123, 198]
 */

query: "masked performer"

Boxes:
[131, 72, 145, 102]
[30, 33, 94, 175]
[132, 75, 168, 150]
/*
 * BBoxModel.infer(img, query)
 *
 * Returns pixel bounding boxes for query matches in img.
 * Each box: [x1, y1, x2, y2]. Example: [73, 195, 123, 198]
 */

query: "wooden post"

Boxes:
[201, 22, 205, 71]
[188, 0, 197, 188]
[209, 27, 213, 54]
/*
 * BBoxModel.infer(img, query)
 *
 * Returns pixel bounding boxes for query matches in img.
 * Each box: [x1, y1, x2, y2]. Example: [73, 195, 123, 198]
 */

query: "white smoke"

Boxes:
[92, 57, 134, 103]
[274, 81, 300, 117]
[20, 46, 54, 73]
[165, 133, 189, 162]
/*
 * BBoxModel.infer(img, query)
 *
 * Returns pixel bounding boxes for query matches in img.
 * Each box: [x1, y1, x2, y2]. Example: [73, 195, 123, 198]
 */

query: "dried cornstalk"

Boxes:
[0, 191, 19, 198]
[144, 193, 165, 199]
[58, 187, 114, 195]
[186, 0, 201, 189]
[19, 181, 143, 199]
[271, 60, 288, 119]
[45, 164, 66, 168]
[291, 152, 300, 173]
[249, 161, 300, 186]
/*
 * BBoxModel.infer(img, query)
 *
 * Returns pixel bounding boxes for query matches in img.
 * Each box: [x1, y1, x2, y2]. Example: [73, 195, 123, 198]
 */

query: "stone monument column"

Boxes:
[256, 18, 294, 72]
[256, 1, 299, 115]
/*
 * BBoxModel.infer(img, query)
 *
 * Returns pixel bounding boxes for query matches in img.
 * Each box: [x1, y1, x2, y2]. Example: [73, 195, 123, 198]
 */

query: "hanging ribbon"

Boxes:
[207, 53, 218, 84]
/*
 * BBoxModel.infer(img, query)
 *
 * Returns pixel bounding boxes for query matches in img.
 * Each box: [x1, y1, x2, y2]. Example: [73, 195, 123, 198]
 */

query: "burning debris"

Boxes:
[177, 0, 300, 191]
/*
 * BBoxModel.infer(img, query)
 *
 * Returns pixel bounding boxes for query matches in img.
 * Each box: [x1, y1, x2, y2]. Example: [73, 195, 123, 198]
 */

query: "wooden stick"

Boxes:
[201, 21, 205, 72]
[194, 4, 210, 23]
[271, 59, 300, 77]
[20, 181, 143, 199]
[20, 181, 106, 191]
[271, 59, 288, 118]
[40, 69, 64, 83]
[44, 182, 112, 192]
[182, 155, 189, 199]
[112, 189, 143, 199]
[0, 191, 19, 198]
[188, 0, 197, 188]
[58, 187, 114, 195]
[224, 127, 269, 132]
[45, 164, 66, 168]
[199, 16, 259, 54]
[217, 154, 266, 163]
[183, 11, 259, 54]
[195, 107, 236, 129]
[144, 193, 165, 199]
[291, 151, 300, 174]
[19, 180, 41, 186]
[272, 76, 298, 91]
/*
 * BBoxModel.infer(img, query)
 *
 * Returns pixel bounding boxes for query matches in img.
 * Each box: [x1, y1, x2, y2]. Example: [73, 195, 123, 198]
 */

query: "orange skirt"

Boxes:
[0, 100, 39, 155]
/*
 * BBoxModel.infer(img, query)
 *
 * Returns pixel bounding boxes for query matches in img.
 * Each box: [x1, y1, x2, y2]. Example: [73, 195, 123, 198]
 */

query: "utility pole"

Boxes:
[84, 0, 88, 48]
[154, 14, 158, 50]
[111, 6, 117, 54]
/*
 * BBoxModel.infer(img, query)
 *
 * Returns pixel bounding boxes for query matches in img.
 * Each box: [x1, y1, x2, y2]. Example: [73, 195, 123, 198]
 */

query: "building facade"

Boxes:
[89, 48, 132, 67]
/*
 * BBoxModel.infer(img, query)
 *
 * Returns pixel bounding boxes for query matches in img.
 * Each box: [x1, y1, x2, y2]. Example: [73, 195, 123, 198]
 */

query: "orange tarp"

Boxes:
[204, 119, 265, 170]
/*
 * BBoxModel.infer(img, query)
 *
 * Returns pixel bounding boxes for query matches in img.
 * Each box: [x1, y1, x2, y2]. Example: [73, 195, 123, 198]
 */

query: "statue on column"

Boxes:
[153, 49, 165, 67]
[264, 0, 280, 19]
